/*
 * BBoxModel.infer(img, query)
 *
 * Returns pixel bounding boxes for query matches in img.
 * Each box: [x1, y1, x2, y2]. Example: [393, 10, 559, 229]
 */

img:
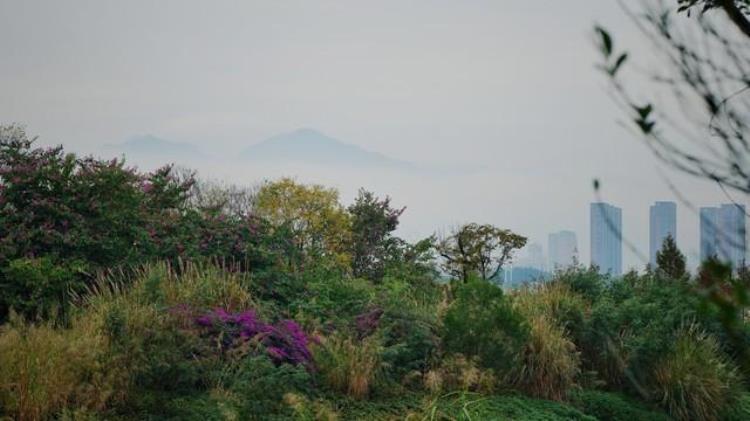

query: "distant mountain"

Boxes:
[240, 129, 413, 169]
[105, 135, 206, 163]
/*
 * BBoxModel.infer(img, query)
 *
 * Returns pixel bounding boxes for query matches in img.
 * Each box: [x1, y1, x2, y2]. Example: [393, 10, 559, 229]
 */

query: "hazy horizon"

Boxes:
[1, 0, 742, 271]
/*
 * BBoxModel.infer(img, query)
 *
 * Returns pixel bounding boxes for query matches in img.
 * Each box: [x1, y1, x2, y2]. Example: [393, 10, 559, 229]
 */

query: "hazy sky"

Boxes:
[1, 0, 741, 270]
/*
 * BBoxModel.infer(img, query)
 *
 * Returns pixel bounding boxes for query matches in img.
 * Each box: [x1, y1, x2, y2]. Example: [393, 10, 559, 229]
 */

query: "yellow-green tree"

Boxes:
[254, 178, 351, 270]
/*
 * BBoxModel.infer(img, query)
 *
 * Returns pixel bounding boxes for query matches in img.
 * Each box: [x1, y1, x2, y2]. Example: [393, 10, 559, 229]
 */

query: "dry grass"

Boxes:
[423, 354, 497, 395]
[0, 262, 255, 421]
[284, 392, 340, 420]
[510, 314, 580, 401]
[511, 283, 582, 401]
[0, 315, 122, 421]
[313, 334, 382, 399]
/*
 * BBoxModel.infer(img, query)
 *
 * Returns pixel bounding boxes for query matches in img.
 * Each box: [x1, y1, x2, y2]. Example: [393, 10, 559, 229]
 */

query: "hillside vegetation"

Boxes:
[1, 125, 749, 420]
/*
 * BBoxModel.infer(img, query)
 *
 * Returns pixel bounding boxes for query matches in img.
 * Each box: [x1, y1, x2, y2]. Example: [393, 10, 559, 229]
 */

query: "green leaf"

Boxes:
[633, 103, 653, 120]
[595, 26, 613, 58]
[610, 53, 628, 76]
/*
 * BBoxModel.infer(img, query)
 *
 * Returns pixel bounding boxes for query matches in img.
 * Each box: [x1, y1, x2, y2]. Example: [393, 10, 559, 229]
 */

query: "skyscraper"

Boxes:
[700, 204, 746, 269]
[548, 230, 577, 270]
[649, 201, 677, 265]
[590, 202, 622, 275]
[700, 207, 720, 262]
[525, 242, 545, 271]
[719, 204, 746, 269]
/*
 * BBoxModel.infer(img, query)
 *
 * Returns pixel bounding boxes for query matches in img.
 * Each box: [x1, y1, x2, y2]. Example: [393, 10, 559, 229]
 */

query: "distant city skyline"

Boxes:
[513, 201, 748, 277]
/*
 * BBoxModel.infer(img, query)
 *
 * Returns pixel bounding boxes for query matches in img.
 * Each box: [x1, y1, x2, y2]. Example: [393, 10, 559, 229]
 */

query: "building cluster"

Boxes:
[518, 201, 747, 277]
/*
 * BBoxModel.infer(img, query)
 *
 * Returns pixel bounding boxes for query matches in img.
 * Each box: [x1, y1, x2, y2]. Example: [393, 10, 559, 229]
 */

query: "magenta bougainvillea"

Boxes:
[196, 308, 314, 369]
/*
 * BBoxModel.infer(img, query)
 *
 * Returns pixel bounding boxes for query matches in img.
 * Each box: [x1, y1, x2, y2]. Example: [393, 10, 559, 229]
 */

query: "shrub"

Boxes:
[512, 283, 582, 401]
[314, 334, 382, 399]
[293, 275, 374, 329]
[555, 266, 605, 302]
[380, 310, 439, 382]
[442, 279, 528, 376]
[511, 314, 580, 401]
[219, 356, 311, 420]
[0, 257, 86, 322]
[195, 308, 315, 369]
[651, 324, 740, 421]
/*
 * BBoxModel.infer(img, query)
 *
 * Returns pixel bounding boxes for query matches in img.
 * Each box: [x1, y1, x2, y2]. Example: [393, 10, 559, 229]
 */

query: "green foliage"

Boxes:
[418, 392, 596, 421]
[570, 390, 669, 421]
[442, 279, 529, 375]
[348, 188, 404, 281]
[656, 235, 687, 280]
[293, 275, 374, 329]
[722, 392, 750, 421]
[555, 266, 606, 302]
[226, 356, 311, 419]
[0, 257, 86, 321]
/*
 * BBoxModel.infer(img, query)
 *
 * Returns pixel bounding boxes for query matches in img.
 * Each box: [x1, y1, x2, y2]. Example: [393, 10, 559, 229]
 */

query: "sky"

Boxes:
[0, 0, 743, 271]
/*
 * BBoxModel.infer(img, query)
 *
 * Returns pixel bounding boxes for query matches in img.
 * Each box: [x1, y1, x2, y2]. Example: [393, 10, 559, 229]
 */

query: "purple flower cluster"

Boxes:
[196, 308, 314, 369]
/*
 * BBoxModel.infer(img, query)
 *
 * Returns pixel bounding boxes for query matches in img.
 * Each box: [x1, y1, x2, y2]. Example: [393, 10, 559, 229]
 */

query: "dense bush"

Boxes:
[652, 324, 739, 421]
[196, 308, 315, 369]
[442, 279, 529, 376]
[0, 257, 86, 321]
[0, 126, 268, 323]
[225, 356, 312, 419]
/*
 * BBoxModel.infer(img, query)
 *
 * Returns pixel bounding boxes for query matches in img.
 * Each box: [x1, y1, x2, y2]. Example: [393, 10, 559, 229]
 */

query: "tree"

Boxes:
[436, 223, 526, 283]
[656, 235, 687, 279]
[253, 178, 351, 270]
[347, 189, 405, 281]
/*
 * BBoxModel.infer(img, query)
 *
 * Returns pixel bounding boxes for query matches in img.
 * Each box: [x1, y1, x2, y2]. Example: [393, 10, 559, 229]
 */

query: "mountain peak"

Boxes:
[241, 129, 412, 169]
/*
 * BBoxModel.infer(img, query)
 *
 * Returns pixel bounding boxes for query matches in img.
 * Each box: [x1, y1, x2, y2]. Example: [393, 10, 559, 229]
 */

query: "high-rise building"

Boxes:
[649, 201, 677, 265]
[548, 230, 577, 270]
[700, 207, 720, 262]
[590, 202, 622, 275]
[700, 204, 746, 269]
[525, 242, 545, 271]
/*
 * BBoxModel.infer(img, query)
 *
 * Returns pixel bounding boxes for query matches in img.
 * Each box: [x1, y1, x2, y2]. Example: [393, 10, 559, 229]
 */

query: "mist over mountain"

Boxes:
[240, 128, 415, 170]
[105, 135, 207, 165]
